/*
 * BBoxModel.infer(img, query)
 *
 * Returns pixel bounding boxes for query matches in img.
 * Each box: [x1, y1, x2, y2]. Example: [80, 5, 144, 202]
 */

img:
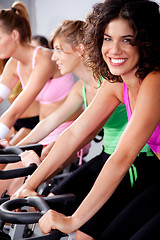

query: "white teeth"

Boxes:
[111, 58, 126, 63]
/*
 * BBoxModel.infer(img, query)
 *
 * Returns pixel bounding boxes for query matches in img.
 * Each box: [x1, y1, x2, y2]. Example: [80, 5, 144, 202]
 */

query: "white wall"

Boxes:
[33, 0, 102, 39]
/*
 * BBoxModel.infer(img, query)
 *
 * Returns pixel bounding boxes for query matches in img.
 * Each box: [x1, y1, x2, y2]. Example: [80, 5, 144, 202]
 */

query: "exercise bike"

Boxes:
[0, 144, 43, 238]
[0, 194, 76, 239]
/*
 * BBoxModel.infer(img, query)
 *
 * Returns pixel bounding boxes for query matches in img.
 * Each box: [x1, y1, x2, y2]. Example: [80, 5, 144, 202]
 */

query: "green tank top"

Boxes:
[82, 83, 152, 155]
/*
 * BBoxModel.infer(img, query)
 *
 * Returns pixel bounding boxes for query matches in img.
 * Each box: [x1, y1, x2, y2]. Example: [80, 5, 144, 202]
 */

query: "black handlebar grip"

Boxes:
[0, 196, 50, 224]
[0, 146, 23, 155]
[18, 144, 43, 157]
[0, 163, 37, 179]
[0, 154, 21, 163]
[0, 146, 22, 164]
[0, 195, 75, 239]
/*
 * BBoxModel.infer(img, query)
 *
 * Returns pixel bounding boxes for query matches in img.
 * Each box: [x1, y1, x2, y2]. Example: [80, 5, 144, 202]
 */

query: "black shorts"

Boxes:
[51, 152, 160, 238]
[99, 180, 160, 240]
[14, 116, 39, 131]
[50, 151, 110, 208]
[79, 153, 160, 239]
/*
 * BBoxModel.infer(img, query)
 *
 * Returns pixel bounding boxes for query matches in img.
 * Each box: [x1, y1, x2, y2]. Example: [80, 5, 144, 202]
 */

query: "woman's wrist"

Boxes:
[25, 178, 36, 191]
[67, 214, 80, 233]
[0, 122, 10, 138]
[0, 83, 11, 100]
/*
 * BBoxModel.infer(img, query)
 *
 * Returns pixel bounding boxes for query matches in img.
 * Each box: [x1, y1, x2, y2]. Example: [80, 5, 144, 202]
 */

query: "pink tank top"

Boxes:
[123, 83, 160, 154]
[17, 47, 75, 104]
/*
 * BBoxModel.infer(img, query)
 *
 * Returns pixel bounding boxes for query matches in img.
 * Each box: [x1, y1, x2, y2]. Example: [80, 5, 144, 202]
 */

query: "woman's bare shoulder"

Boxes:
[140, 71, 160, 95]
[36, 47, 53, 60]
[1, 58, 19, 80]
[68, 80, 84, 97]
[33, 47, 55, 73]
[102, 80, 124, 103]
[143, 71, 160, 84]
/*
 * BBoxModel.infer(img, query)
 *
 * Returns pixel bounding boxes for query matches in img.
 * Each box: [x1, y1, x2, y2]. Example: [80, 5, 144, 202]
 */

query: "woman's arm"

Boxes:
[48, 72, 160, 234]
[70, 73, 160, 230]
[39, 72, 160, 235]
[0, 58, 19, 104]
[11, 80, 121, 198]
[17, 80, 84, 146]
[0, 49, 54, 130]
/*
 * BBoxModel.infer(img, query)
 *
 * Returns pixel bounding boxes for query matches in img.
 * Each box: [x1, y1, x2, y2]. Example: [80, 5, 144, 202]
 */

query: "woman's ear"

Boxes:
[77, 43, 85, 57]
[11, 30, 20, 43]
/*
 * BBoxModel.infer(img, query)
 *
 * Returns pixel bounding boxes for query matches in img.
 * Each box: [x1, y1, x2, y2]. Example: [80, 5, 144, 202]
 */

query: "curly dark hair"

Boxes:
[84, 0, 160, 82]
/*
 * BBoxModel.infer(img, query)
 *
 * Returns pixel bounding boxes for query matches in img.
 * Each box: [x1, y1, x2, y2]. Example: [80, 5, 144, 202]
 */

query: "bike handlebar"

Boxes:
[0, 194, 76, 239]
[0, 144, 43, 179]
[0, 194, 75, 224]
[0, 163, 37, 179]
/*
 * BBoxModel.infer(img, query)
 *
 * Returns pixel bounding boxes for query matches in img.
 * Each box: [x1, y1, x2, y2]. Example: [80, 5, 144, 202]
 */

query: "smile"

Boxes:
[110, 58, 127, 64]
[57, 63, 63, 69]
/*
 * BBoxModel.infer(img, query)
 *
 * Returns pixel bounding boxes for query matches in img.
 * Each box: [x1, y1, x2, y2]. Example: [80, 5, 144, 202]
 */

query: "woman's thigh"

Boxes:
[129, 212, 160, 240]
[79, 154, 160, 239]
[99, 180, 160, 240]
[50, 151, 110, 203]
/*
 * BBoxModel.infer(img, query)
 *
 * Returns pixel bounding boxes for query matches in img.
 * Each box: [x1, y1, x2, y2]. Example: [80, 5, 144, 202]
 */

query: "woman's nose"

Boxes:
[110, 41, 122, 54]
[52, 51, 57, 61]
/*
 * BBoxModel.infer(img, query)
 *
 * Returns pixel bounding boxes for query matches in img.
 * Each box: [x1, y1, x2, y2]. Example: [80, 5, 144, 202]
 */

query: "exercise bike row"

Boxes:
[0, 144, 78, 240]
[0, 144, 159, 240]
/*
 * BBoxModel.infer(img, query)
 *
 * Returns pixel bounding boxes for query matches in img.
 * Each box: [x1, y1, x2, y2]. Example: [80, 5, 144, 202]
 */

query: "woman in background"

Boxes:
[0, 1, 78, 195]
[7, 35, 50, 145]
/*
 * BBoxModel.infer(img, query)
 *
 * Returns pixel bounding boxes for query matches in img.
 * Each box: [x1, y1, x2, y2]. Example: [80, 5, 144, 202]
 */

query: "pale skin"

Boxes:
[11, 18, 160, 238]
[0, 24, 81, 195]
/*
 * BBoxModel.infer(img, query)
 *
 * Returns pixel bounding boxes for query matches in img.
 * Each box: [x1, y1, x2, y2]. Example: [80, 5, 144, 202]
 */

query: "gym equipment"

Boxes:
[0, 194, 76, 239]
[0, 144, 43, 180]
[0, 144, 43, 205]
[0, 144, 76, 239]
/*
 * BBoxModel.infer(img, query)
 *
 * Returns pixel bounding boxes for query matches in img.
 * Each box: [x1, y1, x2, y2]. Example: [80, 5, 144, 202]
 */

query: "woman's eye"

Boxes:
[123, 38, 132, 44]
[57, 48, 62, 52]
[104, 37, 111, 42]
[54, 47, 62, 52]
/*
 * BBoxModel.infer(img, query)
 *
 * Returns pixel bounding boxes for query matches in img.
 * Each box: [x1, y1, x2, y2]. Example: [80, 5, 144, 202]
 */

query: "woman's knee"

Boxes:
[75, 230, 95, 240]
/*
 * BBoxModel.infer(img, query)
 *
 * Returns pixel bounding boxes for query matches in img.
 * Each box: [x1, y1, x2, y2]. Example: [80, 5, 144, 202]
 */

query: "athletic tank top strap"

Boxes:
[123, 83, 132, 119]
[82, 83, 87, 109]
[82, 78, 102, 110]
[17, 46, 42, 89]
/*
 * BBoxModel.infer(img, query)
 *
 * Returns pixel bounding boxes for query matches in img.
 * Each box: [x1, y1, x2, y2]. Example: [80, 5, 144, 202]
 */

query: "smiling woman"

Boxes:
[36, 0, 160, 238]
[52, 38, 81, 75]
[9, 0, 160, 239]
[102, 18, 140, 80]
